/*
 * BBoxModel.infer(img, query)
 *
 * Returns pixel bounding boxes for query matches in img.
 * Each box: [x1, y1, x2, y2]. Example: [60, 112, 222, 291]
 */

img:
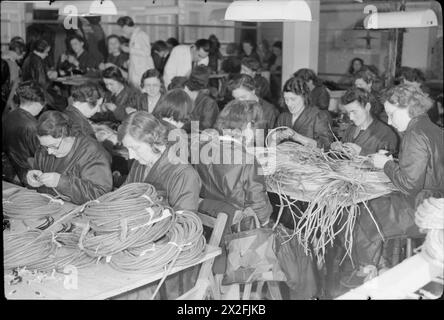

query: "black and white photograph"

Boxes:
[1, 0, 443, 305]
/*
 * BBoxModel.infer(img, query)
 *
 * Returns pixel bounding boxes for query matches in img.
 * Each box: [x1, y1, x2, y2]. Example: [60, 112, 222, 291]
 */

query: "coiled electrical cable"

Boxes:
[3, 190, 68, 220]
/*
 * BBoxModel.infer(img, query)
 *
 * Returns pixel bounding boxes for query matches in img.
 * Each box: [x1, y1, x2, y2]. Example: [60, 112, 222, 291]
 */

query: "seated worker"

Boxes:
[354, 69, 386, 122]
[21, 39, 67, 111]
[26, 111, 113, 205]
[152, 88, 193, 130]
[182, 65, 219, 132]
[139, 69, 165, 114]
[64, 82, 105, 138]
[343, 84, 444, 287]
[59, 34, 101, 75]
[331, 87, 399, 156]
[97, 66, 142, 123]
[193, 100, 272, 286]
[98, 34, 129, 78]
[273, 76, 333, 150]
[230, 74, 280, 132]
[2, 81, 45, 185]
[294, 68, 330, 111]
[397, 66, 440, 126]
[119, 111, 201, 212]
[240, 57, 272, 103]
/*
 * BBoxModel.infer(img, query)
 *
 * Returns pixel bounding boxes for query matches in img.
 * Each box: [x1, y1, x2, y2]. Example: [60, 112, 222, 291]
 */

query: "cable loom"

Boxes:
[260, 128, 397, 265]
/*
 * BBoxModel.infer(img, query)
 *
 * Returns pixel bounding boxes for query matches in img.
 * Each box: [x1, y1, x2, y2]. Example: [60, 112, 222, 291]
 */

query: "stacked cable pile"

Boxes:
[415, 197, 444, 268]
[110, 210, 205, 274]
[3, 229, 96, 272]
[3, 183, 206, 277]
[79, 183, 175, 257]
[3, 189, 69, 221]
[260, 140, 397, 265]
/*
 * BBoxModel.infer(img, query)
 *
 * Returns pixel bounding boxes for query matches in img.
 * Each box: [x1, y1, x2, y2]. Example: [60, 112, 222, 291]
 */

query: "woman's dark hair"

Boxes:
[116, 16, 135, 27]
[68, 34, 85, 44]
[32, 39, 50, 53]
[71, 82, 105, 108]
[140, 68, 166, 93]
[272, 41, 282, 50]
[229, 74, 256, 93]
[9, 40, 26, 55]
[166, 37, 179, 48]
[241, 38, 256, 51]
[152, 89, 193, 123]
[118, 111, 169, 154]
[194, 39, 211, 53]
[37, 111, 74, 138]
[241, 57, 260, 72]
[348, 57, 364, 75]
[293, 68, 322, 86]
[152, 40, 168, 53]
[168, 76, 188, 90]
[209, 34, 221, 51]
[398, 66, 426, 83]
[354, 69, 377, 85]
[106, 34, 122, 44]
[102, 66, 126, 84]
[214, 99, 266, 132]
[381, 84, 433, 118]
[226, 42, 239, 55]
[10, 36, 25, 44]
[16, 80, 45, 105]
[282, 76, 312, 108]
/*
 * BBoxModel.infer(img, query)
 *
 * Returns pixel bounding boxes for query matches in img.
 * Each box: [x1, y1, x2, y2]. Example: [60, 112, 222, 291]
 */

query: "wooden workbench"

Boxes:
[3, 180, 221, 300]
[4, 246, 220, 300]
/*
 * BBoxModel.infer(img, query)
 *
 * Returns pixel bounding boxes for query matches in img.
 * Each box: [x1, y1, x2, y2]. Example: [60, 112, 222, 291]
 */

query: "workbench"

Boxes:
[3, 181, 221, 300]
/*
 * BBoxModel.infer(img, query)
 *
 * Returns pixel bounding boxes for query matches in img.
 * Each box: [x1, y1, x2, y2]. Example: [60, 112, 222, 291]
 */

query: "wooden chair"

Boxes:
[176, 212, 228, 300]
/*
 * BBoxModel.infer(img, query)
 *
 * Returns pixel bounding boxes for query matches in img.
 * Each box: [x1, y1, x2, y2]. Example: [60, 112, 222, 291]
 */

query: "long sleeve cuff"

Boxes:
[383, 159, 396, 177]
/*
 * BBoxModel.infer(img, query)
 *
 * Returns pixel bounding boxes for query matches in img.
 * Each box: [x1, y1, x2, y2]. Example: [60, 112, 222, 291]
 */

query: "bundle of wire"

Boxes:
[415, 197, 444, 268]
[262, 140, 396, 265]
[3, 229, 95, 272]
[109, 210, 205, 274]
[79, 183, 175, 257]
[3, 189, 69, 221]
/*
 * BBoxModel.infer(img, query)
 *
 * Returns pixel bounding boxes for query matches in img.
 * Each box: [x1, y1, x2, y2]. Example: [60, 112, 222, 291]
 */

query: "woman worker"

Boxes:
[273, 76, 333, 150]
[97, 66, 142, 124]
[26, 111, 113, 205]
[64, 82, 105, 138]
[331, 87, 399, 156]
[152, 88, 193, 130]
[193, 99, 272, 297]
[139, 69, 165, 114]
[118, 111, 201, 212]
[230, 74, 280, 133]
[343, 84, 444, 287]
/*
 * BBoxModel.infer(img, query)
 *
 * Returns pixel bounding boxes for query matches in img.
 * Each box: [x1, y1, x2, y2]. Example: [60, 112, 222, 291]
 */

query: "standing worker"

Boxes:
[117, 16, 154, 88]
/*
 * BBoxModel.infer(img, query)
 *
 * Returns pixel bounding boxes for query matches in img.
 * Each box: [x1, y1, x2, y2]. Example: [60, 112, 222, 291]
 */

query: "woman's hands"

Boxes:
[125, 107, 137, 115]
[26, 170, 43, 187]
[26, 171, 61, 188]
[103, 103, 117, 112]
[331, 141, 362, 156]
[370, 150, 393, 169]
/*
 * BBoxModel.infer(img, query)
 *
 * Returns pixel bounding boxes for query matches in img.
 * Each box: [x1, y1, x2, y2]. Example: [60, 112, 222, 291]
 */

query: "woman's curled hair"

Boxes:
[382, 84, 433, 118]
[37, 111, 74, 138]
[118, 111, 169, 154]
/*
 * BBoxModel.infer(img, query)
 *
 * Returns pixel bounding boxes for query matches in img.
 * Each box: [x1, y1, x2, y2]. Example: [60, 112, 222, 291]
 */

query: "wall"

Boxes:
[318, 0, 442, 81]
[0, 1, 26, 50]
